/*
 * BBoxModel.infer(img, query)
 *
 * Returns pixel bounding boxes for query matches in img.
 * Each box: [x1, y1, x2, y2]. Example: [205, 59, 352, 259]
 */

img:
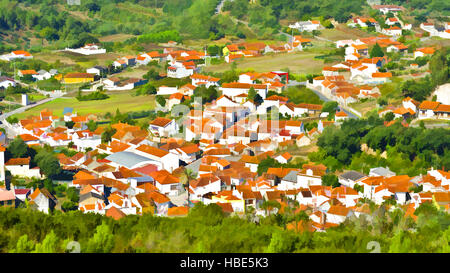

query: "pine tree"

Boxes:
[370, 43, 384, 58]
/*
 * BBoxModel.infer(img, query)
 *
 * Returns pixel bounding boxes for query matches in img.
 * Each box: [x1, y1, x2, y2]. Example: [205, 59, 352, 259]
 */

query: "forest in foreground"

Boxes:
[0, 202, 449, 253]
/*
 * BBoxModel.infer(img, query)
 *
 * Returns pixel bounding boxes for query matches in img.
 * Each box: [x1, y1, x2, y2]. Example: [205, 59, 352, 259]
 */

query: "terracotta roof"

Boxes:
[106, 206, 126, 220]
[64, 73, 95, 79]
[435, 104, 450, 113]
[150, 117, 173, 127]
[327, 205, 351, 216]
[419, 101, 440, 110]
[5, 157, 30, 166]
[150, 170, 180, 185]
[136, 144, 169, 158]
[372, 72, 392, 78]
[221, 82, 267, 89]
[12, 50, 31, 56]
[19, 70, 37, 75]
[19, 134, 39, 142]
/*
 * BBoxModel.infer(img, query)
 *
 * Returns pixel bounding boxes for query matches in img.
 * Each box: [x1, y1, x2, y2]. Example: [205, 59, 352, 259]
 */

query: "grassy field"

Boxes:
[204, 51, 324, 74]
[320, 25, 374, 41]
[349, 99, 377, 117]
[422, 36, 450, 48]
[283, 86, 323, 105]
[34, 51, 119, 68]
[13, 92, 156, 120]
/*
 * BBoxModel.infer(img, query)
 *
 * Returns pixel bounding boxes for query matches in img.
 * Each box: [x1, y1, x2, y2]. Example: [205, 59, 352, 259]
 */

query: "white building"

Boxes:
[0, 76, 16, 89]
[289, 20, 322, 32]
[65, 44, 106, 55]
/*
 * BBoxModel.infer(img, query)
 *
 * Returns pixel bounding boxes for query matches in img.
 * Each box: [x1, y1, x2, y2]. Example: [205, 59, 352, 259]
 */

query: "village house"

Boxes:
[0, 76, 16, 89]
[289, 20, 323, 32]
[28, 188, 57, 213]
[65, 44, 106, 55]
[149, 117, 178, 137]
[0, 50, 33, 61]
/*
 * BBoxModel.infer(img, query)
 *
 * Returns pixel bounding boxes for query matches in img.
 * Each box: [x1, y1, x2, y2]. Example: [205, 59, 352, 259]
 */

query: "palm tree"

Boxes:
[183, 168, 196, 207]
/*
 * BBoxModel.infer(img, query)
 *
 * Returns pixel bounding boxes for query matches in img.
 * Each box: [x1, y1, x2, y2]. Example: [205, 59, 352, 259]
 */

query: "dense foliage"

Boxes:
[0, 201, 448, 253]
[76, 91, 109, 101]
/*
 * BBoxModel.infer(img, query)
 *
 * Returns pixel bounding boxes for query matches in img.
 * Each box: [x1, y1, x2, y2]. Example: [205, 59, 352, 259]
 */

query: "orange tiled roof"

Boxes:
[419, 101, 440, 110]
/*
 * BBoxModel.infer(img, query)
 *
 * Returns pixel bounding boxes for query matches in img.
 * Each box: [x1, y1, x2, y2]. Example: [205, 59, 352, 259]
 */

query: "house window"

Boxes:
[170, 184, 178, 191]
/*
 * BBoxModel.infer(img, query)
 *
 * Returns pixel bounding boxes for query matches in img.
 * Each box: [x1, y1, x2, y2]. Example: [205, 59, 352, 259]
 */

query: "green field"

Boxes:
[13, 92, 155, 120]
[204, 51, 324, 74]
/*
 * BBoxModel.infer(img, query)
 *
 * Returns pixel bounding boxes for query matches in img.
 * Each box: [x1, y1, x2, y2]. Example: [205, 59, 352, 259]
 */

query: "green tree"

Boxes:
[257, 157, 281, 176]
[86, 119, 98, 132]
[429, 49, 449, 87]
[321, 101, 338, 113]
[35, 151, 61, 178]
[321, 174, 340, 188]
[101, 126, 117, 143]
[11, 234, 35, 253]
[247, 86, 257, 101]
[266, 231, 295, 253]
[370, 43, 384, 58]
[33, 231, 60, 253]
[8, 136, 28, 158]
[86, 222, 115, 253]
[156, 95, 166, 107]
[65, 121, 75, 129]
[384, 112, 395, 122]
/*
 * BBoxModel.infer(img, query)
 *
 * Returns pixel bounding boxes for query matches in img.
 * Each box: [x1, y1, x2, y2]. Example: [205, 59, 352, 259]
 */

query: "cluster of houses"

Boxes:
[2, 125, 449, 231]
[348, 14, 411, 37]
[18, 69, 59, 81]
[222, 37, 313, 63]
[348, 4, 450, 40]
[420, 22, 450, 39]
[0, 8, 449, 230]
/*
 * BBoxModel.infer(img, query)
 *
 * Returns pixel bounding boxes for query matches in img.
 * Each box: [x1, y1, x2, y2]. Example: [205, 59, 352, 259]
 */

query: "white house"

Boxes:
[87, 66, 106, 76]
[0, 50, 33, 62]
[167, 61, 195, 78]
[135, 144, 179, 172]
[5, 157, 42, 179]
[65, 44, 106, 55]
[32, 70, 52, 81]
[220, 83, 267, 100]
[150, 170, 181, 196]
[157, 86, 179, 95]
[289, 20, 322, 32]
[149, 117, 178, 137]
[28, 188, 57, 213]
[190, 74, 220, 88]
[326, 205, 354, 225]
[189, 173, 222, 201]
[0, 76, 16, 89]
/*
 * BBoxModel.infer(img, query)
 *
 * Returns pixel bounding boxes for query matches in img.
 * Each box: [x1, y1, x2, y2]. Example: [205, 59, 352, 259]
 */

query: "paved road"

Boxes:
[215, 0, 228, 14]
[15, 79, 63, 98]
[287, 81, 360, 119]
[308, 86, 360, 119]
[0, 82, 64, 138]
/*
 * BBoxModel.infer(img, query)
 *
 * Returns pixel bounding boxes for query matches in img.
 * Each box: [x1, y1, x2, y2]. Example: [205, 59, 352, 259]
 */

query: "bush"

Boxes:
[76, 91, 109, 101]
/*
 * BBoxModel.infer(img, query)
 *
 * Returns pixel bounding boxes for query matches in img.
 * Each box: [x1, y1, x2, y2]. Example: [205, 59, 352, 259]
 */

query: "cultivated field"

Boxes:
[204, 51, 324, 74]
[319, 25, 374, 41]
[13, 92, 155, 119]
[34, 51, 120, 68]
